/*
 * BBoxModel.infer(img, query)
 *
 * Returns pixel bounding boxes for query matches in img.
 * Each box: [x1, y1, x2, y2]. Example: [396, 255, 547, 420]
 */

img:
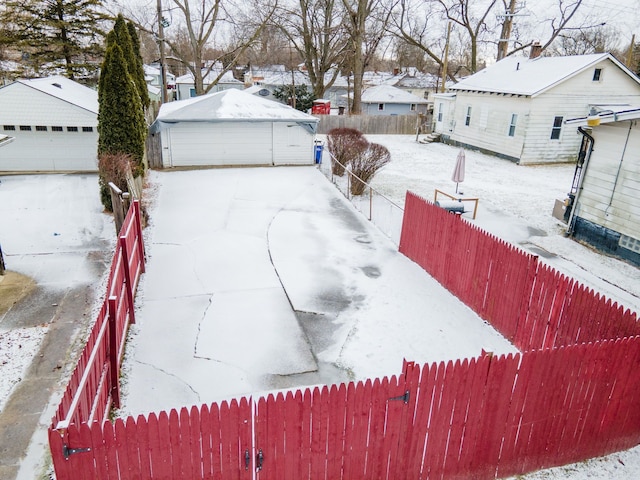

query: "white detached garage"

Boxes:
[151, 89, 319, 167]
[0, 75, 98, 172]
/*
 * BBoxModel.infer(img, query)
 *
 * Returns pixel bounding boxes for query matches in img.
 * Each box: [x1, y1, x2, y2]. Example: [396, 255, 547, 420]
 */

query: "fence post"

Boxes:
[119, 235, 136, 325]
[0, 243, 5, 275]
[108, 296, 121, 408]
[133, 200, 146, 273]
[109, 182, 126, 235]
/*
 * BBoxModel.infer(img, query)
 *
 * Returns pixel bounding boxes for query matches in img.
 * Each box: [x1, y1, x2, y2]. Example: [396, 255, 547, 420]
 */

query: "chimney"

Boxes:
[530, 42, 542, 59]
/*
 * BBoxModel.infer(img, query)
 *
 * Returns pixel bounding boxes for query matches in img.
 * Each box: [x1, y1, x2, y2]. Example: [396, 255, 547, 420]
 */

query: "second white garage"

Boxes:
[151, 89, 319, 168]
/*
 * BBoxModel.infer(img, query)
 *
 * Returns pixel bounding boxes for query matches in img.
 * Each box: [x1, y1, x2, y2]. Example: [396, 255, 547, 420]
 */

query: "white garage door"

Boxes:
[0, 129, 98, 172]
[166, 122, 273, 167]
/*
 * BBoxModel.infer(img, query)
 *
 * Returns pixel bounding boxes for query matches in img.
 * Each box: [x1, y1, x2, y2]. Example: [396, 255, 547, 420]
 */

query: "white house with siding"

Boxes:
[360, 84, 430, 116]
[564, 107, 640, 266]
[175, 68, 243, 100]
[434, 50, 640, 165]
[150, 88, 319, 168]
[0, 75, 98, 172]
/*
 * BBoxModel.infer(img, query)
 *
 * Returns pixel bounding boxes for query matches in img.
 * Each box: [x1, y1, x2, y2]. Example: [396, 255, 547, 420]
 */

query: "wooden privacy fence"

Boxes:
[399, 191, 639, 351]
[48, 192, 640, 479]
[316, 113, 432, 135]
[48, 336, 640, 480]
[49, 201, 145, 450]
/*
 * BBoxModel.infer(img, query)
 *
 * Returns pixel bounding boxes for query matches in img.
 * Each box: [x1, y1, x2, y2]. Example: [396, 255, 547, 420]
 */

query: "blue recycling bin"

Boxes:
[314, 143, 324, 164]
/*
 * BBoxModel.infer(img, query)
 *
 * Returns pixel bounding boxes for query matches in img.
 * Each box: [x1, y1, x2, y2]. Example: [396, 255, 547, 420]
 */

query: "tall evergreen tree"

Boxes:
[127, 21, 150, 109]
[0, 0, 106, 80]
[97, 37, 146, 210]
[98, 42, 146, 175]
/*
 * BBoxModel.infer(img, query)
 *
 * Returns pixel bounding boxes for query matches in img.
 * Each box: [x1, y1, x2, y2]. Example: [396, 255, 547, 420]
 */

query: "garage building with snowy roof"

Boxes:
[0, 75, 98, 172]
[150, 88, 320, 168]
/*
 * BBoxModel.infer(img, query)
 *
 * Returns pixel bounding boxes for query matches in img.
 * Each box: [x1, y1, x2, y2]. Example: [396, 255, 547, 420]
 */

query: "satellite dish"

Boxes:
[259, 89, 270, 96]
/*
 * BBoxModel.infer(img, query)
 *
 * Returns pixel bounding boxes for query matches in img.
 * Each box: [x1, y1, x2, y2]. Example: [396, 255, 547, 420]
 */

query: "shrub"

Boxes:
[326, 127, 367, 176]
[349, 143, 391, 196]
[98, 153, 133, 212]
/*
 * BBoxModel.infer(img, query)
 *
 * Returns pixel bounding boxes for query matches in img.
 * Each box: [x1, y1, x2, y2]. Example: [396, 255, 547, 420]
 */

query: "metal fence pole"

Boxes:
[0, 243, 5, 275]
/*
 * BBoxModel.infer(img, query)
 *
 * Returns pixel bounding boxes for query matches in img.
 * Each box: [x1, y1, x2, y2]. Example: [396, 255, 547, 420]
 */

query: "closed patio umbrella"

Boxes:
[452, 149, 465, 194]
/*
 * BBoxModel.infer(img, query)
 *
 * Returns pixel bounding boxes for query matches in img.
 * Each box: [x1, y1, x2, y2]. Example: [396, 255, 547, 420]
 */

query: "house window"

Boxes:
[378, 103, 384, 111]
[20, 125, 32, 131]
[82, 126, 93, 132]
[189, 88, 197, 97]
[3, 125, 16, 131]
[593, 68, 602, 81]
[410, 104, 416, 111]
[437, 103, 443, 122]
[550, 116, 563, 139]
[36, 125, 47, 131]
[67, 126, 78, 132]
[508, 114, 518, 137]
[465, 106, 472, 126]
[52, 126, 63, 132]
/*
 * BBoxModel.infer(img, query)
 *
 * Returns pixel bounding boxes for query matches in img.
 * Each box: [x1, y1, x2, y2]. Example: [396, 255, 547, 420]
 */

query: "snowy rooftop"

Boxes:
[362, 84, 429, 104]
[175, 69, 241, 85]
[155, 88, 319, 123]
[450, 53, 637, 97]
[13, 75, 98, 114]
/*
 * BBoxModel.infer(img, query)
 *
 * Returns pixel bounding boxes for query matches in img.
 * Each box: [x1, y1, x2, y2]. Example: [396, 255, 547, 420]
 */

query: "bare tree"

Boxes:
[277, 0, 348, 99]
[341, 0, 393, 114]
[437, 0, 498, 73]
[117, 0, 277, 96]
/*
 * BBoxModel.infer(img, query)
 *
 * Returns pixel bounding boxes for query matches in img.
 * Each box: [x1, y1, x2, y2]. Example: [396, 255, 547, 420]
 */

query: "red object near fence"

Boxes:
[311, 99, 331, 115]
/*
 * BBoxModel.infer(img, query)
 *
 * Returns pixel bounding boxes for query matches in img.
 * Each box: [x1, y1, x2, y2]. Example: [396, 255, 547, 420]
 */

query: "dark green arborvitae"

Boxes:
[127, 21, 150, 109]
[97, 42, 145, 176]
[109, 14, 148, 110]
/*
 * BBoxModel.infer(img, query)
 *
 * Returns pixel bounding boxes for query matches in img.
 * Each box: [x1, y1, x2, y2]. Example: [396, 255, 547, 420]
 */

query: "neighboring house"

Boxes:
[563, 106, 640, 266]
[360, 84, 429, 116]
[385, 69, 439, 104]
[144, 64, 176, 101]
[434, 49, 640, 164]
[175, 68, 243, 100]
[0, 75, 98, 172]
[150, 88, 319, 168]
[247, 66, 349, 111]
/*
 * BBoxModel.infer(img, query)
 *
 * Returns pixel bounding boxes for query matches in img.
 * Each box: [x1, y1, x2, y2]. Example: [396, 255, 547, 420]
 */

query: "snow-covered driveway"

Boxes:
[119, 166, 515, 415]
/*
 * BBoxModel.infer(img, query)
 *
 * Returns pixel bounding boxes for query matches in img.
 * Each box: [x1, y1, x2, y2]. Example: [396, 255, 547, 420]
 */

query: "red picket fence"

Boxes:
[47, 336, 640, 480]
[399, 191, 639, 351]
[49, 201, 145, 446]
[48, 192, 640, 480]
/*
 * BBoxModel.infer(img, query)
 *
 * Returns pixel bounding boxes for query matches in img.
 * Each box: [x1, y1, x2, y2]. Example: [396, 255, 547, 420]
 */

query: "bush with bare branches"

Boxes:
[326, 127, 368, 176]
[349, 143, 391, 196]
[98, 153, 133, 212]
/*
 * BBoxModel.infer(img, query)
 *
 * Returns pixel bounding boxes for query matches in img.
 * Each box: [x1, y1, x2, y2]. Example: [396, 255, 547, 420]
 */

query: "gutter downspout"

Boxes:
[567, 127, 594, 236]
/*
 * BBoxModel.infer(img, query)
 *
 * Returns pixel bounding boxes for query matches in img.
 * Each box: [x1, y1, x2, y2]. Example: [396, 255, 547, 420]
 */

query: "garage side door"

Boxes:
[272, 123, 314, 166]
[167, 122, 273, 167]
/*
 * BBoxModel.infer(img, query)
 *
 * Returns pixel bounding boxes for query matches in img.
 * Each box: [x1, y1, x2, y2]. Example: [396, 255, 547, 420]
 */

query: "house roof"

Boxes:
[176, 69, 241, 85]
[449, 53, 640, 97]
[8, 75, 98, 114]
[361, 84, 429, 104]
[151, 88, 319, 133]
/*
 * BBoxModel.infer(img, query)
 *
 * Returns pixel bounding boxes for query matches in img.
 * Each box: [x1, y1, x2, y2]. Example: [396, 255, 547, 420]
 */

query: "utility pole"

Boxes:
[497, 0, 517, 61]
[441, 22, 451, 93]
[157, 0, 168, 104]
[626, 34, 636, 69]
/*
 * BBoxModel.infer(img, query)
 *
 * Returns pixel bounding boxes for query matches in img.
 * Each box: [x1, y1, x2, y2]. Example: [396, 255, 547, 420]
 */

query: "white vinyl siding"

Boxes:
[0, 82, 98, 172]
[576, 121, 640, 240]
